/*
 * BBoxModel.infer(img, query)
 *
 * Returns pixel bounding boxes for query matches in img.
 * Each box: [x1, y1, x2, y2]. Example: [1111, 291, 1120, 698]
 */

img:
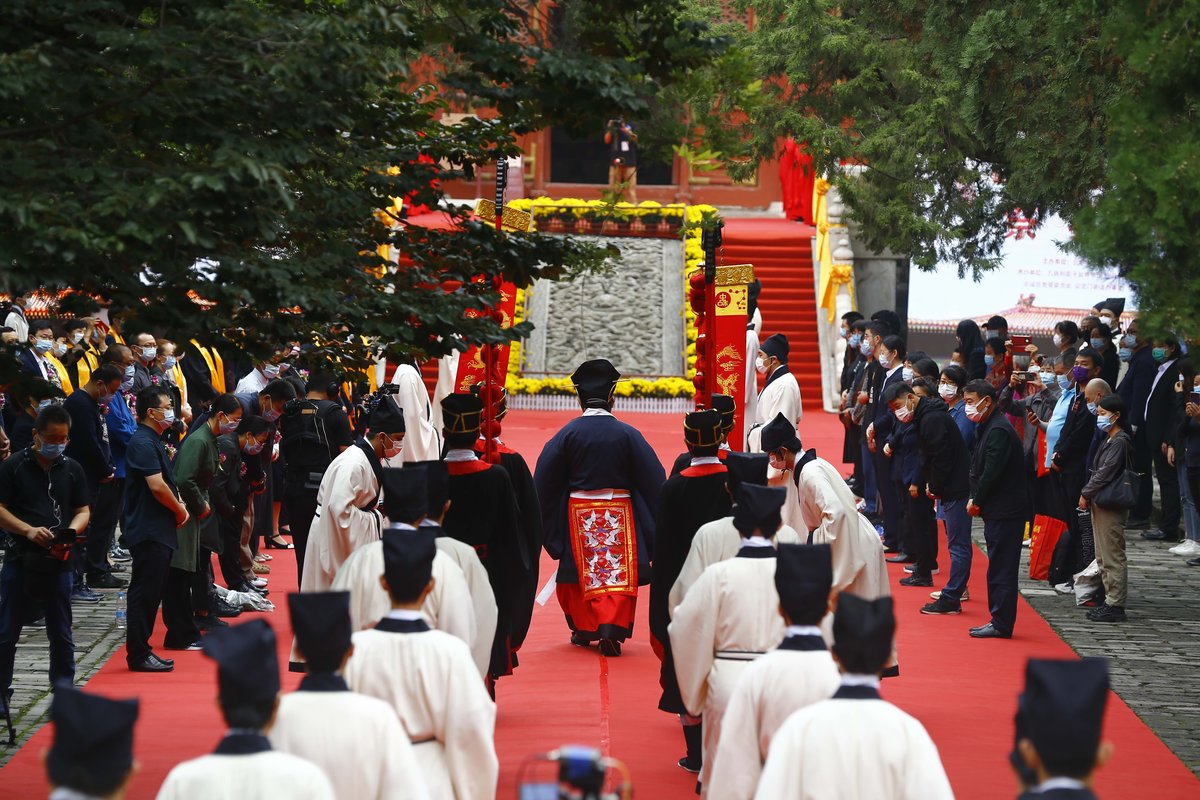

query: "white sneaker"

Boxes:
[250, 577, 268, 589]
[1053, 582, 1074, 595]
[930, 589, 970, 601]
[1169, 540, 1200, 556]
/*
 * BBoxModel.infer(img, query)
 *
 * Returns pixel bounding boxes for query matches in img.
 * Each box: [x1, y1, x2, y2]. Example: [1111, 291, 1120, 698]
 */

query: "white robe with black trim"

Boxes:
[301, 445, 384, 593]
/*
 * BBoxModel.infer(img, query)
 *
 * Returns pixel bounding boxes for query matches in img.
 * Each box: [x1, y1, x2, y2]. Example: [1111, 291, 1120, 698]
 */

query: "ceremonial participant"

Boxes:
[157, 620, 335, 800]
[328, 467, 477, 675]
[760, 413, 891, 605]
[755, 596, 954, 800]
[411, 459, 498, 677]
[1014, 658, 1112, 800]
[299, 393, 404, 593]
[344, 529, 498, 800]
[534, 359, 665, 656]
[964, 379, 1028, 639]
[650, 410, 732, 774]
[471, 383, 542, 655]
[744, 280, 762, 427]
[278, 371, 354, 588]
[707, 544, 840, 800]
[440, 392, 526, 680]
[748, 333, 803, 450]
[46, 686, 138, 800]
[273, 592, 431, 800]
[392, 355, 441, 462]
[669, 394, 737, 475]
[669, 484, 788, 794]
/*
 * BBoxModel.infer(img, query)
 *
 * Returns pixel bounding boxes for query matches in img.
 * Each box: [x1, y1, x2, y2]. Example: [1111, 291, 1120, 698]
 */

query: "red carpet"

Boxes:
[2, 409, 1197, 798]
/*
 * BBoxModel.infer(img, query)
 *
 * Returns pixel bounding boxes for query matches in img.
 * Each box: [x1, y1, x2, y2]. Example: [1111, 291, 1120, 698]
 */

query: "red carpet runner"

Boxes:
[2, 409, 1196, 798]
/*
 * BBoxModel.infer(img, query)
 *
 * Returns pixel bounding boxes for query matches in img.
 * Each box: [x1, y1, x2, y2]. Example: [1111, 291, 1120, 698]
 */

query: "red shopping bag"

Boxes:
[1029, 514, 1067, 580]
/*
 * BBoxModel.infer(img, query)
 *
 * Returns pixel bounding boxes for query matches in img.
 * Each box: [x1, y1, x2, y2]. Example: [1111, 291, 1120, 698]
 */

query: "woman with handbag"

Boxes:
[1077, 394, 1134, 623]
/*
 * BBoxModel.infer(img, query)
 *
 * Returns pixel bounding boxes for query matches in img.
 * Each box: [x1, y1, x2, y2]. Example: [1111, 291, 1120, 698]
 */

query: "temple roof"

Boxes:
[909, 295, 1134, 336]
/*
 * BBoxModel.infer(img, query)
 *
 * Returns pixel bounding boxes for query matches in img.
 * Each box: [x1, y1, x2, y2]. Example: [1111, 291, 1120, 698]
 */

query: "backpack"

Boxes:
[279, 399, 341, 489]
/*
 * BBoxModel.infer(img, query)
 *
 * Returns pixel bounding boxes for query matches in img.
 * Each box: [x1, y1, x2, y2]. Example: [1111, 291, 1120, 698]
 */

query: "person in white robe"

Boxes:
[668, 484, 789, 795]
[272, 592, 430, 800]
[743, 281, 762, 428]
[391, 358, 441, 462]
[747, 333, 804, 532]
[157, 619, 335, 800]
[431, 349, 460, 433]
[669, 453, 803, 618]
[299, 395, 406, 594]
[706, 544, 841, 800]
[344, 528, 498, 800]
[755, 596, 954, 800]
[46, 686, 138, 800]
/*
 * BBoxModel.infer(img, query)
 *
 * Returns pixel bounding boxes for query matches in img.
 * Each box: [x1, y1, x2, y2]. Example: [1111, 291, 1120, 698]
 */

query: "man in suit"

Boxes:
[19, 320, 64, 388]
[1048, 350, 1101, 586]
[1116, 319, 1157, 528]
[1140, 338, 1183, 542]
[868, 333, 907, 554]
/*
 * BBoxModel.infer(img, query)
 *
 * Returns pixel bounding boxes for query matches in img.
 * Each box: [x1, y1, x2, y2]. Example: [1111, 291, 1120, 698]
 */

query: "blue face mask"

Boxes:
[984, 354, 995, 368]
[1090, 337, 1105, 350]
[218, 414, 240, 435]
[163, 356, 177, 370]
[1118, 347, 1132, 362]
[1056, 374, 1072, 391]
[840, 328, 849, 339]
[1121, 333, 1136, 348]
[124, 364, 136, 379]
[34, 338, 53, 353]
[848, 333, 862, 348]
[1096, 414, 1114, 431]
[1152, 347, 1168, 363]
[37, 399, 56, 412]
[1087, 401, 1098, 415]
[859, 339, 873, 357]
[39, 442, 66, 459]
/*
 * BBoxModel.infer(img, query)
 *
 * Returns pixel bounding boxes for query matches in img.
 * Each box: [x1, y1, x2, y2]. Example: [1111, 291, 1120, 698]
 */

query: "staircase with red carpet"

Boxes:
[720, 218, 822, 408]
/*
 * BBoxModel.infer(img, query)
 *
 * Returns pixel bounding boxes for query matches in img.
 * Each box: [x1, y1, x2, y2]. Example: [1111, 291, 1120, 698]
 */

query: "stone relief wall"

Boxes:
[524, 235, 685, 376]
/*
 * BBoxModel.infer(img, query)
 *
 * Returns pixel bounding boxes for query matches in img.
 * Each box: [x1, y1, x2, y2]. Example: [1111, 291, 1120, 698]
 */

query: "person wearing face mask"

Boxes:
[981, 315, 1010, 350]
[955, 319, 987, 380]
[1139, 337, 1183, 543]
[128, 332, 159, 395]
[63, 364, 126, 593]
[1052, 320, 1081, 357]
[1085, 322, 1120, 388]
[868, 334, 908, 556]
[962, 380, 1028, 639]
[1077, 394, 1132, 623]
[1115, 320, 1156, 528]
[3, 288, 32, 342]
[1170, 362, 1200, 563]
[156, 339, 192, 426]
[211, 414, 272, 597]
[0, 404, 91, 701]
[173, 393, 244, 636]
[123, 386, 193, 672]
[839, 314, 867, 495]
[7, 379, 66, 455]
[19, 320, 65, 389]
[984, 336, 1011, 391]
[97, 345, 138, 568]
[747, 333, 803, 452]
[299, 392, 407, 597]
[937, 365, 976, 448]
[881, 381, 936, 588]
[236, 349, 289, 395]
[61, 318, 100, 390]
[847, 322, 882, 519]
[999, 359, 1062, 550]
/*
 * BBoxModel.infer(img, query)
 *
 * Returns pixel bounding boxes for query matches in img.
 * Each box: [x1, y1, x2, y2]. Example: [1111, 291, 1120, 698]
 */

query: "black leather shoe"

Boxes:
[195, 614, 229, 630]
[1141, 529, 1179, 542]
[88, 572, 128, 589]
[570, 632, 592, 647]
[886, 553, 915, 564]
[968, 622, 1012, 639]
[213, 599, 244, 617]
[899, 573, 933, 587]
[129, 655, 174, 672]
[921, 597, 962, 615]
[598, 638, 622, 657]
[677, 756, 701, 774]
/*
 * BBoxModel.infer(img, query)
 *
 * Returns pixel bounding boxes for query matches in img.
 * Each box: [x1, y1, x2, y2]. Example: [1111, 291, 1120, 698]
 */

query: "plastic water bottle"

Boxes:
[115, 591, 127, 629]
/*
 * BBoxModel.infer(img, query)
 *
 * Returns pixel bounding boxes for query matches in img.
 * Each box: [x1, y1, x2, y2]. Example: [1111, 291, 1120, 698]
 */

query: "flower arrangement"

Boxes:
[502, 198, 720, 399]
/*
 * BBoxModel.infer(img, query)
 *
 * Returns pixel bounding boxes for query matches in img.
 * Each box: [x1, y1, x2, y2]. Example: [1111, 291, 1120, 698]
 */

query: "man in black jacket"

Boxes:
[1140, 338, 1183, 542]
[1048, 351, 1101, 587]
[964, 380, 1027, 639]
[867, 332, 907, 553]
[884, 383, 973, 614]
[1116, 319, 1157, 528]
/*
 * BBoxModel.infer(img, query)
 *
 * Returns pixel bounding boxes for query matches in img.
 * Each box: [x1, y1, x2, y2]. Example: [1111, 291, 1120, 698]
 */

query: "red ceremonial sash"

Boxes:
[446, 460, 491, 476]
[680, 463, 728, 478]
[567, 495, 638, 599]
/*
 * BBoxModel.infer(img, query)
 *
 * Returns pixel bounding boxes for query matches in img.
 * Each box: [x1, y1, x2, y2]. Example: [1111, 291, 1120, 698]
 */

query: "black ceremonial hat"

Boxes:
[1100, 297, 1126, 317]
[381, 467, 428, 523]
[831, 595, 895, 675]
[760, 412, 801, 453]
[288, 591, 352, 671]
[710, 394, 736, 431]
[571, 359, 621, 400]
[367, 393, 406, 435]
[760, 333, 789, 362]
[732, 483, 786, 537]
[684, 409, 723, 448]
[408, 460, 449, 517]
[47, 686, 139, 792]
[725, 452, 769, 491]
[775, 543, 833, 621]
[1024, 658, 1109, 771]
[441, 393, 483, 434]
[382, 527, 437, 597]
[203, 619, 280, 705]
[1010, 693, 1038, 787]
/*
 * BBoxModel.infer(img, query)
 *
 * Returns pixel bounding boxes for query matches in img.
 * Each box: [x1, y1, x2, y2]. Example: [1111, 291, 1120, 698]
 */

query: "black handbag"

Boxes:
[1094, 464, 1137, 510]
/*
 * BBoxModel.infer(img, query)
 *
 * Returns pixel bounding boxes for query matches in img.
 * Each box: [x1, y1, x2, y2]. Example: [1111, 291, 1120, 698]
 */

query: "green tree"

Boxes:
[0, 0, 724, 381]
[698, 0, 1197, 337]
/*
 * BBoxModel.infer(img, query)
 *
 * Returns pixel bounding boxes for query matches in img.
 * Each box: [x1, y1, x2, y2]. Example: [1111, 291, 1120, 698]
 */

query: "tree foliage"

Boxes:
[695, 0, 1197, 338]
[0, 0, 724, 380]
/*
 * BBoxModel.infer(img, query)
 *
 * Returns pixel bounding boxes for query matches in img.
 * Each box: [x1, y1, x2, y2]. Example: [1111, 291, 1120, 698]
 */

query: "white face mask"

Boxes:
[755, 356, 767, 375]
[938, 383, 957, 401]
[263, 363, 281, 379]
[52, 341, 68, 357]
[1052, 333, 1063, 347]
[901, 366, 914, 382]
[383, 435, 403, 459]
[878, 352, 892, 369]
[964, 401, 986, 422]
[894, 402, 914, 422]
[71, 331, 85, 345]
[140, 346, 157, 361]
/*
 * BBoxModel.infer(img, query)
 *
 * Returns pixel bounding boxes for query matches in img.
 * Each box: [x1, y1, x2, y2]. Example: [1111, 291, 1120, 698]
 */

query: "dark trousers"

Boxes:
[83, 478, 125, 581]
[217, 513, 246, 589]
[282, 487, 319, 589]
[1151, 446, 1181, 535]
[874, 449, 901, 547]
[190, 552, 216, 615]
[1131, 427, 1153, 521]
[859, 440, 878, 516]
[0, 560, 74, 694]
[982, 516, 1024, 635]
[908, 489, 937, 577]
[126, 540, 171, 662]
[162, 566, 200, 648]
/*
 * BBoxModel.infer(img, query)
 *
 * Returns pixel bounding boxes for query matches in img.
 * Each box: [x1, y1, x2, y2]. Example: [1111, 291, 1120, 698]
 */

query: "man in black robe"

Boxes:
[650, 408, 733, 773]
[669, 394, 737, 475]
[439, 392, 527, 686]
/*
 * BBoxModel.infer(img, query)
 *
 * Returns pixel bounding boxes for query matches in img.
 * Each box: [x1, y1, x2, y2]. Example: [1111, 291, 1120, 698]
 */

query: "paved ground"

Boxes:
[4, 532, 1199, 777]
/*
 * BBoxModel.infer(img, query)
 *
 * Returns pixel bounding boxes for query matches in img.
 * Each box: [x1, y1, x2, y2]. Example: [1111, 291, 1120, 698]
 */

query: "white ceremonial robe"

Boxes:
[331, 541, 482, 675]
[706, 646, 840, 800]
[755, 694, 955, 800]
[431, 350, 459, 433]
[393, 362, 441, 462]
[345, 625, 498, 800]
[271, 687, 432, 800]
[668, 517, 802, 619]
[157, 751, 334, 800]
[747, 367, 804, 531]
[301, 445, 384, 593]
[796, 456, 890, 602]
[744, 325, 760, 429]
[435, 535, 499, 677]
[668, 553, 786, 794]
